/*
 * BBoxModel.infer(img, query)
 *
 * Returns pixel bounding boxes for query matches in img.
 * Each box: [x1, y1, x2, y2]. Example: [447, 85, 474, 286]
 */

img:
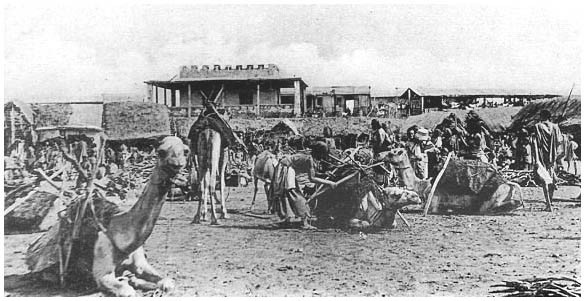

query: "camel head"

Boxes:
[385, 148, 411, 168]
[382, 187, 422, 210]
[157, 136, 190, 176]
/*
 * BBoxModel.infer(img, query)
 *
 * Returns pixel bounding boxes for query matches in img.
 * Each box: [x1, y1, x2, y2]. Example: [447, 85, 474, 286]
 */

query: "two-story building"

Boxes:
[144, 64, 307, 117]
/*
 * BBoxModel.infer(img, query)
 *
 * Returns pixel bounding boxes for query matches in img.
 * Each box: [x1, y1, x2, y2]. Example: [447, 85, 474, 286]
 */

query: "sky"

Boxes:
[3, 4, 582, 101]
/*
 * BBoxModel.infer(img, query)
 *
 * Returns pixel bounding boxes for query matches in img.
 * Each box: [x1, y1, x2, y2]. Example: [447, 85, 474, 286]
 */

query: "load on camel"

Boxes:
[308, 150, 421, 230]
[386, 148, 523, 215]
[25, 136, 189, 296]
[188, 100, 245, 224]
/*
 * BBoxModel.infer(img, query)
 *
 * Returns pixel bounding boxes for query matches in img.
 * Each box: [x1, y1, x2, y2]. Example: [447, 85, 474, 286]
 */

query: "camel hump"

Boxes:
[188, 115, 242, 150]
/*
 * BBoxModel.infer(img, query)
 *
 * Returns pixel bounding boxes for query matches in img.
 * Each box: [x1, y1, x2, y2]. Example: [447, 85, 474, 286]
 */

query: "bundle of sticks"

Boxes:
[501, 170, 537, 187]
[490, 276, 581, 297]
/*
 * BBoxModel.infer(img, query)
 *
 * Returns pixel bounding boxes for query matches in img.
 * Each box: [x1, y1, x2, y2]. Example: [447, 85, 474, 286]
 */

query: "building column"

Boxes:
[188, 84, 192, 118]
[256, 83, 261, 115]
[164, 89, 167, 106]
[293, 80, 302, 116]
[171, 89, 176, 107]
[421, 96, 425, 113]
[407, 89, 412, 116]
[155, 86, 159, 104]
[146, 84, 153, 102]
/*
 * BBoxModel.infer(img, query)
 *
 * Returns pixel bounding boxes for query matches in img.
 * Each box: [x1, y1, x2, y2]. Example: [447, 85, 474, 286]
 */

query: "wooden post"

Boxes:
[188, 84, 192, 118]
[293, 80, 302, 116]
[421, 96, 425, 113]
[171, 89, 176, 107]
[10, 105, 16, 146]
[155, 86, 159, 104]
[256, 83, 261, 116]
[164, 89, 167, 106]
[423, 152, 453, 216]
[146, 84, 153, 102]
[407, 88, 411, 116]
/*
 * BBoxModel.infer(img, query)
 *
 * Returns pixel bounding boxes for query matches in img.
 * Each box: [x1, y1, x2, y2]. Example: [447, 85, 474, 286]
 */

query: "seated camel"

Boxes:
[26, 136, 189, 296]
[385, 148, 432, 205]
[349, 187, 422, 229]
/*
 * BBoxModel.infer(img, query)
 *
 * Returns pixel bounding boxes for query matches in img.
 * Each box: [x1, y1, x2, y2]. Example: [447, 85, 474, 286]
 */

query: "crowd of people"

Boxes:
[368, 112, 579, 182]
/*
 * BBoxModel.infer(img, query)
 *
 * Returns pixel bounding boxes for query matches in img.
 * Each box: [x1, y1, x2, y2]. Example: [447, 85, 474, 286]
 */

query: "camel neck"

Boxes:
[111, 163, 173, 253]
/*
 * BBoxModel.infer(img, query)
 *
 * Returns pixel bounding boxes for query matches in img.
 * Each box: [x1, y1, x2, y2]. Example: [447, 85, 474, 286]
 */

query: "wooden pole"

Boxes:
[188, 84, 192, 118]
[423, 152, 453, 216]
[164, 89, 167, 106]
[155, 87, 159, 104]
[10, 105, 16, 146]
[256, 83, 261, 116]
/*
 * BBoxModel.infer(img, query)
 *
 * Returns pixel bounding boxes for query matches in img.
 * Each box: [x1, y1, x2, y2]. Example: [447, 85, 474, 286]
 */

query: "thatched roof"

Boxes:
[509, 98, 581, 131]
[103, 102, 170, 141]
[5, 101, 34, 124]
[31, 103, 103, 129]
[400, 107, 522, 133]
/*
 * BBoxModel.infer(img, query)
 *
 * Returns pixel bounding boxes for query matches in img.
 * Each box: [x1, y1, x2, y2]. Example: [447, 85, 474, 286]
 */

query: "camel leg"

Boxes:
[192, 169, 208, 224]
[208, 171, 219, 225]
[93, 233, 137, 297]
[124, 247, 175, 292]
[250, 177, 259, 212]
[218, 149, 229, 219]
[264, 182, 272, 214]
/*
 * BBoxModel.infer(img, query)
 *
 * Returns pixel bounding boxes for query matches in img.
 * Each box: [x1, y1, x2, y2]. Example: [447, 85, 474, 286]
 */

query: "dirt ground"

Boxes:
[4, 185, 581, 297]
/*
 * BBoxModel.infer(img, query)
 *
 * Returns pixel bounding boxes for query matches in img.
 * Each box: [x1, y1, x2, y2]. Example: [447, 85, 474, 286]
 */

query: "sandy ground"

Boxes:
[4, 185, 581, 297]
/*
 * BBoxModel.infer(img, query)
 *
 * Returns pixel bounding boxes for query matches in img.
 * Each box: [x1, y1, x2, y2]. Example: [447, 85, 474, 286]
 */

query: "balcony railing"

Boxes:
[168, 104, 295, 118]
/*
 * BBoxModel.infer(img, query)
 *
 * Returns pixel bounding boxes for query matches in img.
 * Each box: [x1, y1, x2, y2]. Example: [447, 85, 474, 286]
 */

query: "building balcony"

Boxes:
[168, 104, 295, 118]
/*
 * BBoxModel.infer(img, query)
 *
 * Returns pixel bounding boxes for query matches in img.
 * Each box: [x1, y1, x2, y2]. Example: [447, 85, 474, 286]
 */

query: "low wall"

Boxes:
[171, 116, 405, 137]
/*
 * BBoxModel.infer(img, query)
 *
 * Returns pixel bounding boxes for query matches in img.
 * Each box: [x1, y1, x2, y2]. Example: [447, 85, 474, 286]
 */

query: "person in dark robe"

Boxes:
[271, 142, 337, 230]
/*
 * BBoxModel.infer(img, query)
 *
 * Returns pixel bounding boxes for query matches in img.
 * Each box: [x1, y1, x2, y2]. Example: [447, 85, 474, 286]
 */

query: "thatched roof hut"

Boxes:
[509, 97, 581, 131]
[4, 101, 36, 147]
[103, 102, 170, 141]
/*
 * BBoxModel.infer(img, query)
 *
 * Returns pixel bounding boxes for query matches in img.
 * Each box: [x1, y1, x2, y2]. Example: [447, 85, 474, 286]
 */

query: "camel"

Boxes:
[349, 187, 422, 229]
[249, 150, 278, 212]
[191, 128, 229, 224]
[386, 147, 523, 214]
[26, 136, 189, 296]
[386, 148, 432, 203]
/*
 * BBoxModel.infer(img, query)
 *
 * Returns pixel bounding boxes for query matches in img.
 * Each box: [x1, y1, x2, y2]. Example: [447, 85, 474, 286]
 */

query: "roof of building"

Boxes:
[406, 87, 561, 98]
[146, 64, 307, 89]
[305, 86, 371, 96]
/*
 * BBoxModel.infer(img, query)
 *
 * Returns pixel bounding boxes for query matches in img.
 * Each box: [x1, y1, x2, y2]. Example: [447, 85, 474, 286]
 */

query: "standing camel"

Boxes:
[191, 128, 229, 224]
[249, 150, 277, 212]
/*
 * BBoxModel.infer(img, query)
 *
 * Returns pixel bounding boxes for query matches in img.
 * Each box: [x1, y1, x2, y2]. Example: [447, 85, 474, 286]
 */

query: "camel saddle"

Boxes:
[188, 113, 245, 152]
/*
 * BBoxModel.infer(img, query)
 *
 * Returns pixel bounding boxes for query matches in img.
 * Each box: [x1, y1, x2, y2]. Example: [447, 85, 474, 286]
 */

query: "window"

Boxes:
[316, 97, 323, 107]
[281, 96, 294, 105]
[239, 92, 253, 105]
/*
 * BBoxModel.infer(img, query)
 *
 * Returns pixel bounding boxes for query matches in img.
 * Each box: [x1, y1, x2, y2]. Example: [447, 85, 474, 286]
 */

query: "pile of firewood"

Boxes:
[501, 170, 537, 187]
[490, 276, 581, 297]
[556, 170, 581, 186]
[502, 169, 580, 187]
